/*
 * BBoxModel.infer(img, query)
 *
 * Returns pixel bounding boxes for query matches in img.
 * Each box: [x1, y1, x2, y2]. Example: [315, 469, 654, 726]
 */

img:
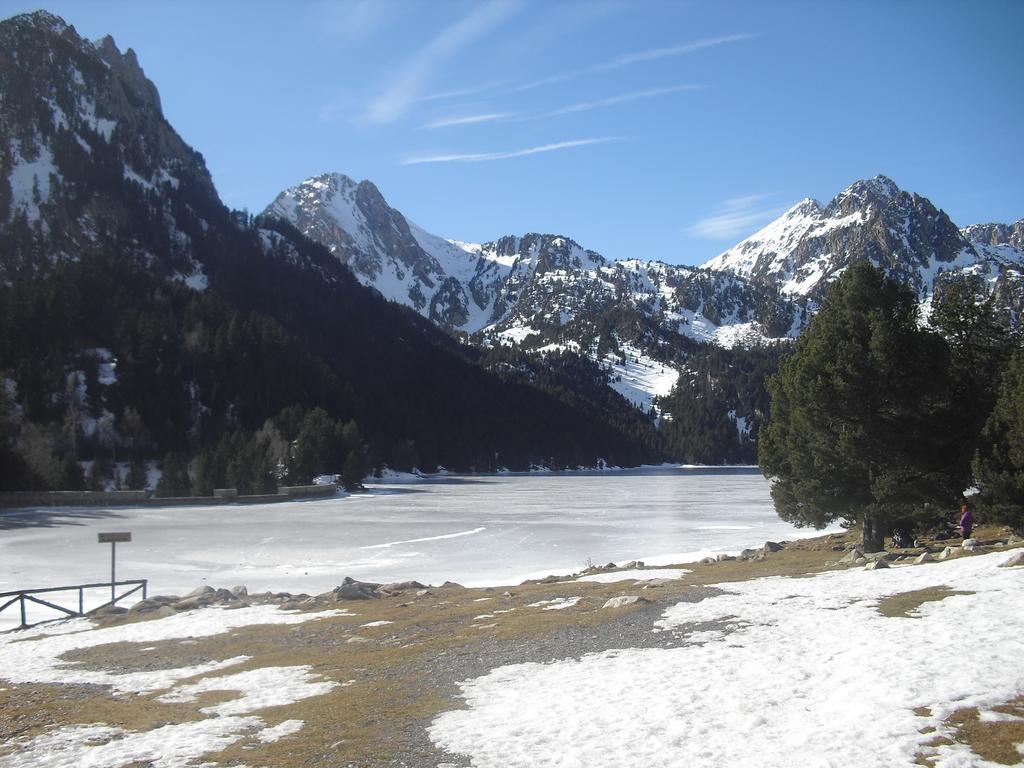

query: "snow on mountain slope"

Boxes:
[702, 198, 822, 285]
[264, 173, 519, 332]
[264, 171, 1021, 412]
[702, 175, 1019, 308]
[603, 343, 679, 414]
[263, 173, 809, 410]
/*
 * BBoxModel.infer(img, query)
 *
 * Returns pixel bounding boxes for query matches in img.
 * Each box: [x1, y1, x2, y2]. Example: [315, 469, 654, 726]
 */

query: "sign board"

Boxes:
[98, 532, 132, 543]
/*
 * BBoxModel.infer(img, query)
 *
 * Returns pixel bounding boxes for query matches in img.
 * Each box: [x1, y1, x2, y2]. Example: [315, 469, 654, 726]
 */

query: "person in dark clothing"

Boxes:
[960, 504, 974, 540]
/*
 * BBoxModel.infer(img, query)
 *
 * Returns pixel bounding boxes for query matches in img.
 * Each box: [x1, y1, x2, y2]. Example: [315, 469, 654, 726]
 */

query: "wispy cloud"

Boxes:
[365, 1, 522, 124]
[424, 85, 699, 129]
[509, 33, 752, 94]
[414, 81, 507, 105]
[423, 112, 518, 129]
[600, 34, 753, 70]
[688, 194, 783, 239]
[542, 84, 703, 118]
[401, 137, 622, 165]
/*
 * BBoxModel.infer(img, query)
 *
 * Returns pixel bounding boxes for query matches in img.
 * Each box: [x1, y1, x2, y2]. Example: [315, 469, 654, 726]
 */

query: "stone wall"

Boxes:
[0, 484, 338, 510]
[0, 490, 148, 508]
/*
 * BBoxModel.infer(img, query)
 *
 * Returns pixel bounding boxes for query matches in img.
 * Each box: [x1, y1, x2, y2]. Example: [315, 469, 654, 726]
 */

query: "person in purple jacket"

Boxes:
[960, 504, 974, 540]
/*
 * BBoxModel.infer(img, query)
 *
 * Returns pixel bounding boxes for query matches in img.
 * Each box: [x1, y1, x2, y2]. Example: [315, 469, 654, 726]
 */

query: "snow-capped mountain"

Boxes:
[0, 11, 223, 282]
[264, 171, 1023, 415]
[0, 10, 667, 474]
[702, 175, 1023, 310]
[264, 173, 809, 410]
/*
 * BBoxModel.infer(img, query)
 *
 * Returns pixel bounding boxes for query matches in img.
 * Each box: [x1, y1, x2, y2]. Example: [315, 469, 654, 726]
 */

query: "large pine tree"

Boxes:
[759, 263, 961, 551]
[972, 349, 1024, 533]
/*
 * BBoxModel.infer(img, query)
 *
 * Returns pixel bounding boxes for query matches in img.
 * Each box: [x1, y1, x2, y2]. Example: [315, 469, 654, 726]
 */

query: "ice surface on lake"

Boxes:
[0, 468, 827, 628]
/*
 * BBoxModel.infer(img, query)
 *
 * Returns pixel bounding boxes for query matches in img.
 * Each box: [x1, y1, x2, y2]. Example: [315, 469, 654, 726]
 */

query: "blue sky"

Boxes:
[4, 0, 1022, 265]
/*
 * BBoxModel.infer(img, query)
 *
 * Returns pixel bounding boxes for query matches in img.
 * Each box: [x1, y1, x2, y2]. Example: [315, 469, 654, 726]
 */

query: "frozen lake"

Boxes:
[0, 468, 830, 628]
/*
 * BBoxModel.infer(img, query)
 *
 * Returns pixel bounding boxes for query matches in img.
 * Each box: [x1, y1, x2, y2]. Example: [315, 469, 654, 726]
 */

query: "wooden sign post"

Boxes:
[97, 532, 132, 604]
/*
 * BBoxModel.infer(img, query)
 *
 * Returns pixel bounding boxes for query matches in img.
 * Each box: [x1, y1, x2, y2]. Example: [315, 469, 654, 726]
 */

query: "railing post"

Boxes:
[143, 579, 147, 599]
[79, 587, 84, 616]
[20, 594, 26, 629]
[110, 541, 117, 604]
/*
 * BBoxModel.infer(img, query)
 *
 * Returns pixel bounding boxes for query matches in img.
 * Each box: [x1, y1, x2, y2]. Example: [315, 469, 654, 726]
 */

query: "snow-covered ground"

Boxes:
[0, 472, 1019, 768]
[0, 469, 830, 630]
[429, 549, 1024, 768]
[603, 343, 679, 413]
[0, 605, 346, 767]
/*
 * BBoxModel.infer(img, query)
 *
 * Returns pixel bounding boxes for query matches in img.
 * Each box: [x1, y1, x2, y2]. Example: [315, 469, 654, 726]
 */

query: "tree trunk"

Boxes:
[862, 515, 885, 552]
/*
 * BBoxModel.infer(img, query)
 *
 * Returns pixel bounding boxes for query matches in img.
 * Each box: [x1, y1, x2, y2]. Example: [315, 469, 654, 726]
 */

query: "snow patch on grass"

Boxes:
[0, 605, 348, 693]
[430, 550, 1024, 767]
[574, 568, 690, 584]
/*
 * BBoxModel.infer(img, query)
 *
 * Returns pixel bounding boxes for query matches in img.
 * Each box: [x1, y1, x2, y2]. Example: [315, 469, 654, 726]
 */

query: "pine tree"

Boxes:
[759, 263, 961, 551]
[972, 350, 1024, 534]
[930, 278, 1012, 489]
[155, 452, 191, 497]
[126, 454, 148, 490]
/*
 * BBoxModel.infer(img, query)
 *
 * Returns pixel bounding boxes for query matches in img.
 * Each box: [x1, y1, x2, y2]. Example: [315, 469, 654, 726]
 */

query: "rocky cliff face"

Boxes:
[264, 176, 805, 344]
[703, 176, 980, 301]
[0, 11, 222, 280]
[264, 170, 1022, 411]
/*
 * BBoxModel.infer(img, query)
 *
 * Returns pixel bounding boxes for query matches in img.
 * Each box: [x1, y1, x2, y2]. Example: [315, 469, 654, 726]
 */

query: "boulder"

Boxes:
[333, 577, 381, 600]
[700, 557, 717, 565]
[716, 554, 736, 562]
[864, 550, 893, 561]
[740, 549, 758, 560]
[864, 559, 889, 570]
[839, 548, 864, 564]
[602, 595, 649, 609]
[535, 575, 561, 584]
[184, 585, 216, 599]
[440, 581, 465, 589]
[379, 581, 426, 595]
[764, 541, 784, 553]
[640, 579, 675, 588]
[915, 552, 934, 564]
[939, 546, 961, 560]
[622, 561, 638, 569]
[962, 538, 980, 549]
[230, 585, 248, 597]
[214, 588, 237, 602]
[998, 551, 1024, 568]
[128, 599, 160, 613]
[173, 594, 215, 611]
[89, 605, 127, 618]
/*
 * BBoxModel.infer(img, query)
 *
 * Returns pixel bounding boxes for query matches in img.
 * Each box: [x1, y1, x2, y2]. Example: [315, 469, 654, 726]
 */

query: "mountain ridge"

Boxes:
[0, 10, 666, 490]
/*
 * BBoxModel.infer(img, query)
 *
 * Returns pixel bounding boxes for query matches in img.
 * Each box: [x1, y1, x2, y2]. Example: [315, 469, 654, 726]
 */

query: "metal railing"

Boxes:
[0, 579, 148, 629]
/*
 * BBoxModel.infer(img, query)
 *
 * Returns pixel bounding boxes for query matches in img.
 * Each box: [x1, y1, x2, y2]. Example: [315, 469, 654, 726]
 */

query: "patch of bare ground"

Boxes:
[876, 586, 975, 618]
[916, 698, 1024, 766]
[1, 523, 1020, 767]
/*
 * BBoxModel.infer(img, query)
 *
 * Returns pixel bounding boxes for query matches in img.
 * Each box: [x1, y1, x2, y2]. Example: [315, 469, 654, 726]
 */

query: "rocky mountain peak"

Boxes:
[826, 174, 902, 217]
[6, 9, 69, 34]
[0, 9, 218, 275]
[788, 198, 824, 217]
[962, 220, 1024, 251]
[93, 34, 162, 113]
